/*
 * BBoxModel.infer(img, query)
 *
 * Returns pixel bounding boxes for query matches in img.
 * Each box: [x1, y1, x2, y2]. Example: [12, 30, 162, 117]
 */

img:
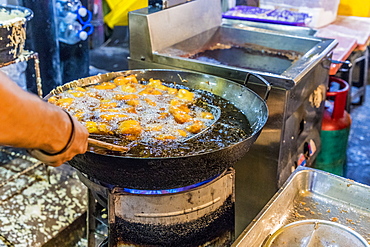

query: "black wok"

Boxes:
[46, 69, 269, 190]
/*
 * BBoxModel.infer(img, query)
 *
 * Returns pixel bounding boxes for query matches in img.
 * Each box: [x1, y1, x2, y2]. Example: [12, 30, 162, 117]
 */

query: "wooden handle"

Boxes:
[88, 138, 129, 152]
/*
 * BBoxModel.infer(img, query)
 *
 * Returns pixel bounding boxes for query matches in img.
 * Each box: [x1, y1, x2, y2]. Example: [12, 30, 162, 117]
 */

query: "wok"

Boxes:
[46, 69, 269, 190]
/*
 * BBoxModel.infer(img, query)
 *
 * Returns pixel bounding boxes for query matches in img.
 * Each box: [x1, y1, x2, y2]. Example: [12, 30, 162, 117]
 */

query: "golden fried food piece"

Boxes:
[94, 82, 117, 90]
[74, 87, 87, 92]
[167, 87, 178, 95]
[113, 94, 125, 100]
[120, 84, 137, 93]
[169, 103, 193, 124]
[186, 120, 205, 134]
[172, 111, 193, 124]
[74, 112, 85, 121]
[118, 120, 142, 135]
[156, 134, 177, 140]
[100, 108, 120, 113]
[171, 104, 191, 114]
[85, 121, 113, 135]
[85, 121, 98, 133]
[87, 92, 103, 99]
[146, 125, 163, 131]
[68, 87, 87, 97]
[98, 123, 113, 134]
[55, 98, 74, 107]
[48, 96, 57, 104]
[139, 87, 162, 96]
[70, 91, 85, 97]
[169, 104, 190, 114]
[148, 79, 168, 91]
[199, 111, 214, 120]
[177, 89, 194, 102]
[158, 112, 170, 119]
[170, 99, 191, 112]
[100, 114, 128, 121]
[126, 100, 140, 106]
[122, 107, 137, 114]
[144, 98, 157, 106]
[100, 101, 118, 109]
[170, 99, 180, 106]
[49, 74, 217, 143]
[177, 129, 188, 137]
[114, 74, 138, 85]
[114, 94, 139, 101]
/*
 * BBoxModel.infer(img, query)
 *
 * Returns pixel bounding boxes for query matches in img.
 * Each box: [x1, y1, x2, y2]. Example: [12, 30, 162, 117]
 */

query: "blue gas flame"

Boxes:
[123, 176, 217, 195]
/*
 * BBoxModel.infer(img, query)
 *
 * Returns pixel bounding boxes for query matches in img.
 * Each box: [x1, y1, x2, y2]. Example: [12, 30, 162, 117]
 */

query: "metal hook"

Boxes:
[324, 58, 353, 72]
[244, 73, 271, 102]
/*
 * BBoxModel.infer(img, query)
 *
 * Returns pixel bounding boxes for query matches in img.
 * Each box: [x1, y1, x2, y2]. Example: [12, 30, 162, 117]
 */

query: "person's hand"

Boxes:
[29, 116, 89, 167]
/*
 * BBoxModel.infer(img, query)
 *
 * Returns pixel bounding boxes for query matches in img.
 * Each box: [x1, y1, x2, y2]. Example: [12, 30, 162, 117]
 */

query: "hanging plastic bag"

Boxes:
[104, 0, 148, 28]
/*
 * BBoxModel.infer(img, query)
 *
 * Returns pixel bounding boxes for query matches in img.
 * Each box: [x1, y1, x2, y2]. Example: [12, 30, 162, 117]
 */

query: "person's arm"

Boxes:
[0, 71, 88, 166]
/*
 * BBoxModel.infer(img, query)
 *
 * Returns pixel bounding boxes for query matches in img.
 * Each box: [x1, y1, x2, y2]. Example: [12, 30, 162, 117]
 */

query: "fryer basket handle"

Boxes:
[244, 73, 271, 102]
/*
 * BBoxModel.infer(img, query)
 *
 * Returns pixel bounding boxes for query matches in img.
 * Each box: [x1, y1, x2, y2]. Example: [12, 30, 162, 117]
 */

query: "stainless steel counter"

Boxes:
[233, 166, 370, 246]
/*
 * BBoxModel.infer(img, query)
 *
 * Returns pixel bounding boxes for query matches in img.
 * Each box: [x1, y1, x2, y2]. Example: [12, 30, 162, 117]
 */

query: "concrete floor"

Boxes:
[345, 86, 370, 185]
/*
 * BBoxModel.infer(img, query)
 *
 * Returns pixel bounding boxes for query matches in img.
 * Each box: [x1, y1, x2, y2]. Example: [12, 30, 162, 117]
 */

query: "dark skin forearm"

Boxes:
[0, 71, 88, 166]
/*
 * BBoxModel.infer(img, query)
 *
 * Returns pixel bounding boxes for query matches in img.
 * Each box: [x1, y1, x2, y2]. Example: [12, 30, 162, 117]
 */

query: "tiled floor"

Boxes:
[345, 85, 370, 185]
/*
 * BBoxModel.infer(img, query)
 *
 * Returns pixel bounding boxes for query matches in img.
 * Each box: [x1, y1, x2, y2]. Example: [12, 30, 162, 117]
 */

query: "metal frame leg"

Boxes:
[87, 189, 97, 247]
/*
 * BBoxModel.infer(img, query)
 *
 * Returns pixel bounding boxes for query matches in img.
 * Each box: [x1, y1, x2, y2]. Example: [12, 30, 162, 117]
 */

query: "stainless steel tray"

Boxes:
[233, 166, 370, 246]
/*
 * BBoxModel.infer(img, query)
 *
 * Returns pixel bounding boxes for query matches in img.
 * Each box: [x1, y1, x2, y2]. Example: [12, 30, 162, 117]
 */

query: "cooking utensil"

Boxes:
[88, 138, 129, 152]
[46, 69, 270, 189]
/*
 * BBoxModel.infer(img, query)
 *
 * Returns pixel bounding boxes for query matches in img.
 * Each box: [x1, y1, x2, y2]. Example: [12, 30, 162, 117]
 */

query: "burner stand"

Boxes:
[77, 168, 236, 247]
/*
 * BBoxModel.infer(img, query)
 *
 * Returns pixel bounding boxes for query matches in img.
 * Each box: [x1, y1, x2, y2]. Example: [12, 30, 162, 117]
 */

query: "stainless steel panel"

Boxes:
[128, 1, 338, 237]
[162, 0, 190, 9]
[129, 0, 222, 59]
[110, 171, 234, 225]
[233, 166, 370, 246]
[152, 26, 336, 89]
[221, 19, 317, 37]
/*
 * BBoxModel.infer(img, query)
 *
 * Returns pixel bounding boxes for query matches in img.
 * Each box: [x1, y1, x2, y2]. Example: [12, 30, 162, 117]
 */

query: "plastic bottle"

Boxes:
[56, 0, 89, 45]
[58, 19, 88, 45]
[56, 0, 81, 18]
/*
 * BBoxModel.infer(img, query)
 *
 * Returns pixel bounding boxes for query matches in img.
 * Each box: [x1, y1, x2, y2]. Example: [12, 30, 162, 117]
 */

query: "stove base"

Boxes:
[111, 197, 234, 246]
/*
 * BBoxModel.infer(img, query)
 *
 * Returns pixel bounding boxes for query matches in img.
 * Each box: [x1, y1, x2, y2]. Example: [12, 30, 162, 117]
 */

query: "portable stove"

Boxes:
[78, 168, 235, 247]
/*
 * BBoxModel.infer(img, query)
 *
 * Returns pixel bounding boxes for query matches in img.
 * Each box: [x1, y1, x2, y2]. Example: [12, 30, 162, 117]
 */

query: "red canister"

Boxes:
[315, 76, 352, 176]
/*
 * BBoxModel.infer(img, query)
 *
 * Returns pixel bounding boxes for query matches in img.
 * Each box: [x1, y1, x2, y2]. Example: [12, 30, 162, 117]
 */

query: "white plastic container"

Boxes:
[259, 0, 340, 28]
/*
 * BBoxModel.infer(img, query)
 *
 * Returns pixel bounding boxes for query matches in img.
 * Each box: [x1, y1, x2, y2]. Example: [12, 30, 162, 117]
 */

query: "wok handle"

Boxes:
[88, 138, 130, 152]
[244, 73, 271, 102]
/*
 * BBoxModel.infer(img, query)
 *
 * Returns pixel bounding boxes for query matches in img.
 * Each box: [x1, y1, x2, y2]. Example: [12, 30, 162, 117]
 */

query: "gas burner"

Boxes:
[121, 175, 218, 195]
[77, 168, 235, 247]
[78, 171, 220, 196]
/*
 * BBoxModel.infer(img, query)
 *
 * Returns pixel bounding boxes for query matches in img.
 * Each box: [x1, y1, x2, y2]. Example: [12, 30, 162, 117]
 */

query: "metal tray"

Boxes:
[222, 6, 310, 26]
[232, 166, 370, 246]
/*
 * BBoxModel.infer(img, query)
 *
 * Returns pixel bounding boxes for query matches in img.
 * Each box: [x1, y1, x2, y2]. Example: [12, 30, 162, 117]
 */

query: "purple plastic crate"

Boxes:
[222, 6, 311, 26]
